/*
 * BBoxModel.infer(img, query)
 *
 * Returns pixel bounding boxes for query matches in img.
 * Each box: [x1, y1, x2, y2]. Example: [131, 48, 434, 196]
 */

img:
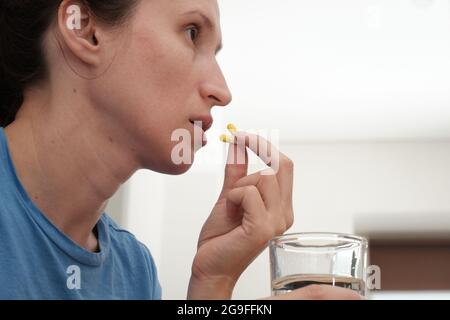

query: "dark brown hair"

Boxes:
[0, 0, 137, 127]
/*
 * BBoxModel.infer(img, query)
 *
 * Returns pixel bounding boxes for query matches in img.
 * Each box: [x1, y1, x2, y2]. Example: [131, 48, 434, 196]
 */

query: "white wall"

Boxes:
[217, 0, 450, 142]
[115, 141, 450, 299]
[104, 0, 450, 300]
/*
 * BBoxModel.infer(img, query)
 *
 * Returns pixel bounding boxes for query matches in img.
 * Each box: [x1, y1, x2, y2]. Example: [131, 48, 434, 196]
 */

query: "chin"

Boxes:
[164, 162, 194, 176]
[142, 162, 193, 176]
[141, 141, 198, 175]
[145, 155, 195, 176]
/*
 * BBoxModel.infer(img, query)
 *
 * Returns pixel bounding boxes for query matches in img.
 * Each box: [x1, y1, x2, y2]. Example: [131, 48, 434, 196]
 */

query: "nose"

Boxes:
[199, 60, 233, 108]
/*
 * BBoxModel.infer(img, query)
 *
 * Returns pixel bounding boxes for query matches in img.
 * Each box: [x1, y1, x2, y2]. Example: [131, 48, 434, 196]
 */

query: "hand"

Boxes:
[188, 132, 295, 299]
[264, 285, 365, 300]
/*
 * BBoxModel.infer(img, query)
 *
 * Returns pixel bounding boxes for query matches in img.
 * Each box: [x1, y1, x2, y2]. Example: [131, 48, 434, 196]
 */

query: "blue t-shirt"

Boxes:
[0, 128, 162, 300]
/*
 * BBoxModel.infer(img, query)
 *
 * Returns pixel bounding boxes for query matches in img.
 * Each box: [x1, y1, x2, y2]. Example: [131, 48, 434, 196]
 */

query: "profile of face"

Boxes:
[51, 0, 232, 175]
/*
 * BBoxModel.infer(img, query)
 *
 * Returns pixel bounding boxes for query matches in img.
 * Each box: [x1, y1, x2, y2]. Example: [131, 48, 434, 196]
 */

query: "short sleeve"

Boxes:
[139, 243, 162, 300]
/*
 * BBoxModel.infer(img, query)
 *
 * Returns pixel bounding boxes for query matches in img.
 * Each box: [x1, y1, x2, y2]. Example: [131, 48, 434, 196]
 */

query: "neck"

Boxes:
[4, 85, 141, 252]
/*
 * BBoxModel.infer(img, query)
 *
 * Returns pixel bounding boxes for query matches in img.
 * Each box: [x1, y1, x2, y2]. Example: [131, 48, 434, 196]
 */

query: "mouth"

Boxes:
[189, 116, 213, 147]
[189, 115, 214, 132]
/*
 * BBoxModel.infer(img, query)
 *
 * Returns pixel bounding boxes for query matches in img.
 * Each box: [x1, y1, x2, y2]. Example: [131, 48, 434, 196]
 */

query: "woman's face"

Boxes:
[89, 0, 232, 175]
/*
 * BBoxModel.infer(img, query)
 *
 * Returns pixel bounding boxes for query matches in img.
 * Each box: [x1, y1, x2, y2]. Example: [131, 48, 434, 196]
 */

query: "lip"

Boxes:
[189, 115, 214, 132]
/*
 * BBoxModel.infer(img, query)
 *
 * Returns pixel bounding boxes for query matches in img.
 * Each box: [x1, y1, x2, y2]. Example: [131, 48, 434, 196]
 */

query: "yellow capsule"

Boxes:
[220, 134, 235, 144]
[227, 123, 237, 134]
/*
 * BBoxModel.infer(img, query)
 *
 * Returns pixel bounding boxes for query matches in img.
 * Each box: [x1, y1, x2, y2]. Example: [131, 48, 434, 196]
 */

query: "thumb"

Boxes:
[219, 142, 248, 200]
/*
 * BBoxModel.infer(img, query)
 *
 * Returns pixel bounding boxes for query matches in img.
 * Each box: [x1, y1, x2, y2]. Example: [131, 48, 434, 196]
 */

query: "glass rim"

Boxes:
[269, 232, 368, 247]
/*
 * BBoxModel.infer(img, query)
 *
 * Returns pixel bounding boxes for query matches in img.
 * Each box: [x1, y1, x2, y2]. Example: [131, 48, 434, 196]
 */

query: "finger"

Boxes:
[263, 285, 365, 300]
[232, 169, 281, 212]
[234, 170, 293, 233]
[232, 171, 260, 188]
[233, 131, 294, 204]
[227, 186, 266, 219]
[219, 142, 248, 200]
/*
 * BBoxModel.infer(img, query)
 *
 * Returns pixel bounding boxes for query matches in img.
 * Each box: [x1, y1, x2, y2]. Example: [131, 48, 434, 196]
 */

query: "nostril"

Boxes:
[208, 95, 221, 103]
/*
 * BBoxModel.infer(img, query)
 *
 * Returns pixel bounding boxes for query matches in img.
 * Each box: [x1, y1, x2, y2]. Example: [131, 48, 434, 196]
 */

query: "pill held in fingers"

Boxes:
[220, 123, 239, 144]
[227, 123, 237, 135]
[220, 134, 235, 144]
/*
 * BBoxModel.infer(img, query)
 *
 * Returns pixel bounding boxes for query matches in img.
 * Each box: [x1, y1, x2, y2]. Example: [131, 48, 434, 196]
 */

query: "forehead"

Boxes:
[152, 0, 220, 21]
[174, 0, 220, 12]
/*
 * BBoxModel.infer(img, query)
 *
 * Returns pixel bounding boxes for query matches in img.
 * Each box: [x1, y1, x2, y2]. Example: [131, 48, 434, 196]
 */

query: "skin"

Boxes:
[3, 0, 362, 300]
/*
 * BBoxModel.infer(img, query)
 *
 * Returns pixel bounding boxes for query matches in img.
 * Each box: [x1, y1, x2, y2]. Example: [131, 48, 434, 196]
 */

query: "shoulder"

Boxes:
[101, 214, 155, 263]
[101, 214, 162, 299]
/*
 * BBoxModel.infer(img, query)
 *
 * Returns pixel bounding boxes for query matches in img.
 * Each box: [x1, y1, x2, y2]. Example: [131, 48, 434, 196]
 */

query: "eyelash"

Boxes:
[186, 23, 201, 43]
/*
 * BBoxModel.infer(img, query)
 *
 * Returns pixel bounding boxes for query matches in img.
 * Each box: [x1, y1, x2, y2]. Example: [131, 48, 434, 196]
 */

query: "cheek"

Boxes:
[133, 29, 195, 93]
[99, 32, 194, 120]
[90, 31, 200, 172]
[127, 34, 199, 133]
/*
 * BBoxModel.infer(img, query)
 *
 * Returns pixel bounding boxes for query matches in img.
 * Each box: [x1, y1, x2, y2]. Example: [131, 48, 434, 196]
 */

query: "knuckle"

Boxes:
[282, 157, 294, 171]
[244, 185, 258, 195]
[286, 209, 294, 229]
[270, 218, 286, 237]
[281, 157, 294, 171]
[286, 216, 294, 230]
[268, 209, 290, 236]
[275, 224, 286, 236]
[257, 172, 275, 186]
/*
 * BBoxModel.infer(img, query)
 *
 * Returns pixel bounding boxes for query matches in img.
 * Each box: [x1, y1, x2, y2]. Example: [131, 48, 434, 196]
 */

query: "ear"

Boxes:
[57, 0, 100, 66]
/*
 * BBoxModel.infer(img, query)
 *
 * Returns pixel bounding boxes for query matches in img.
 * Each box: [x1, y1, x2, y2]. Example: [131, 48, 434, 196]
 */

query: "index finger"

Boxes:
[219, 142, 248, 200]
[233, 131, 294, 203]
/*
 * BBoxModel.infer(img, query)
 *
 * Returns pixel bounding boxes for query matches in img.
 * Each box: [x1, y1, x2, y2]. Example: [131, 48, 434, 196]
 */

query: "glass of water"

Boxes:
[269, 233, 368, 297]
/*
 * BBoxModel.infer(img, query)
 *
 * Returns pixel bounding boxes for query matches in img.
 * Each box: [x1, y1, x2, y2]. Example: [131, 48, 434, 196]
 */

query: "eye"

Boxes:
[186, 25, 200, 42]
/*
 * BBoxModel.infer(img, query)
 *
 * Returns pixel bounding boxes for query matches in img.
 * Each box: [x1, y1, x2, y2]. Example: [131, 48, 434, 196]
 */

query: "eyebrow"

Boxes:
[182, 10, 223, 54]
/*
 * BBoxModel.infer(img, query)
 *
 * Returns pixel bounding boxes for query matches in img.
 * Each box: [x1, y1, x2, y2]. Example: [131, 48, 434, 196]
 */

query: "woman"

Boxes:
[0, 0, 362, 300]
